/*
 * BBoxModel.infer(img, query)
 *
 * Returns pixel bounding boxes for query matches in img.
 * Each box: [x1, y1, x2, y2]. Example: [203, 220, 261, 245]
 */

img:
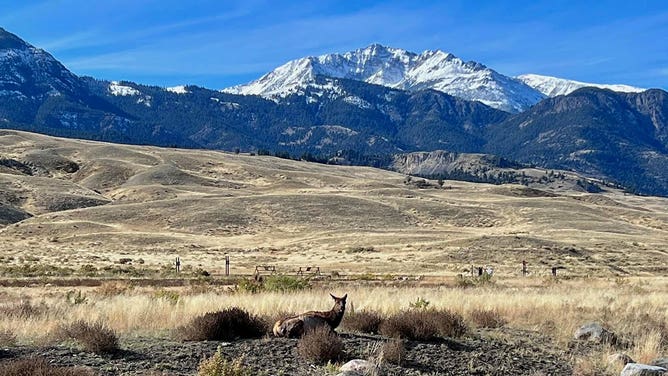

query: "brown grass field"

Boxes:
[0, 129, 667, 375]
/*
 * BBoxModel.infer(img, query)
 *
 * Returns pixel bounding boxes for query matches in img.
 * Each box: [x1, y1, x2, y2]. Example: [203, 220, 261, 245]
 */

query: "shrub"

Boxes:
[234, 278, 264, 294]
[469, 308, 506, 328]
[381, 339, 406, 365]
[0, 358, 95, 376]
[408, 297, 430, 310]
[59, 320, 119, 354]
[65, 290, 88, 305]
[234, 275, 311, 293]
[263, 275, 310, 292]
[177, 307, 266, 341]
[346, 246, 376, 254]
[198, 346, 251, 376]
[297, 326, 345, 364]
[342, 310, 384, 334]
[380, 309, 467, 341]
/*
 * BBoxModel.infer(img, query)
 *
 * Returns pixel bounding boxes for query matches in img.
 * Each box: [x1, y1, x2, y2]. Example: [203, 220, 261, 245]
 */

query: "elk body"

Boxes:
[273, 293, 347, 338]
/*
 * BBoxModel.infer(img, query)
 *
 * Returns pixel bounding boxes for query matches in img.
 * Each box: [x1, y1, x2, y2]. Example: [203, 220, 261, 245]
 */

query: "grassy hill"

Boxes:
[1, 129, 667, 276]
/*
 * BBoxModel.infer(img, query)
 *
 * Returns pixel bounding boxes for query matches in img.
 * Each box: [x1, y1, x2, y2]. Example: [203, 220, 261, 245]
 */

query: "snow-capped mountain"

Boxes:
[223, 44, 546, 113]
[0, 27, 84, 99]
[516, 74, 645, 97]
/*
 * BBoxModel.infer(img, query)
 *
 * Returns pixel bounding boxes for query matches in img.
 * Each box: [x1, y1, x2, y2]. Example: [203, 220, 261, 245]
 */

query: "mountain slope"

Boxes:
[224, 44, 546, 113]
[485, 88, 668, 195]
[516, 74, 645, 97]
[86, 75, 508, 154]
[0, 27, 153, 143]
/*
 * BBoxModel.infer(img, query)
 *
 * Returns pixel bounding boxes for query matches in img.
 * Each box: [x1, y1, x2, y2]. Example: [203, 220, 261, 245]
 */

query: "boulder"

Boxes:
[620, 363, 667, 376]
[609, 353, 634, 366]
[574, 322, 617, 344]
[339, 359, 373, 375]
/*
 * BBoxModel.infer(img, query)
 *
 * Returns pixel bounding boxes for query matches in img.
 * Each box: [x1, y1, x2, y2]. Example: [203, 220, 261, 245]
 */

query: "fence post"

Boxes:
[225, 255, 230, 276]
[175, 257, 181, 274]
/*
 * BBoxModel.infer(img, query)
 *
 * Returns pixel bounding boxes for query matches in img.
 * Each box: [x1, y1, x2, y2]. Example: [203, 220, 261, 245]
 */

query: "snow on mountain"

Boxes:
[0, 27, 82, 98]
[223, 44, 546, 112]
[166, 85, 189, 94]
[516, 74, 645, 97]
[108, 81, 140, 96]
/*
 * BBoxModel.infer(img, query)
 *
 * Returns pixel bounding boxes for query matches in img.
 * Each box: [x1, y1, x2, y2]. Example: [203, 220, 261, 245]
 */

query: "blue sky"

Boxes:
[1, 0, 667, 90]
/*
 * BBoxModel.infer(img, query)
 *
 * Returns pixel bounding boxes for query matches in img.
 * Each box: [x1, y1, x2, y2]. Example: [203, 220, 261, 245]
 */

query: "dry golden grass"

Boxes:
[0, 130, 667, 279]
[0, 277, 665, 363]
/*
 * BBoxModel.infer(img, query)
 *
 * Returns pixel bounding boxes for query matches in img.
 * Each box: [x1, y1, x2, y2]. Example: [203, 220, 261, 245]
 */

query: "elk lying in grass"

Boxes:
[273, 293, 347, 338]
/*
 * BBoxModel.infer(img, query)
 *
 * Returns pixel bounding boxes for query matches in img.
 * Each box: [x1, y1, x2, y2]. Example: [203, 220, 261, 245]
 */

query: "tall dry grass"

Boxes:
[0, 277, 666, 362]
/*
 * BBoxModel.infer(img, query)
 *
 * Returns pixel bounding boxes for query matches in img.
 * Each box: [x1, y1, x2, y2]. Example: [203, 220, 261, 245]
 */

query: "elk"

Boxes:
[273, 293, 347, 338]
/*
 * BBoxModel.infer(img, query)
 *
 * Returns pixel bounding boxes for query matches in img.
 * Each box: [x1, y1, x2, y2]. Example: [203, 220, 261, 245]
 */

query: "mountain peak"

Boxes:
[516, 73, 645, 97]
[223, 45, 543, 112]
[0, 27, 32, 50]
[0, 27, 83, 101]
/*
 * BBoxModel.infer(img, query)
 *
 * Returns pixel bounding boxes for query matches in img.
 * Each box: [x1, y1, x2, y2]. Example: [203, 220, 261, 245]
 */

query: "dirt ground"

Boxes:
[2, 328, 573, 375]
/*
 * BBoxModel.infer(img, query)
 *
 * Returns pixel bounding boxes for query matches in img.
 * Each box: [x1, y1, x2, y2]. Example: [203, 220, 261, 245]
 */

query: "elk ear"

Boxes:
[330, 293, 336, 300]
[342, 294, 347, 301]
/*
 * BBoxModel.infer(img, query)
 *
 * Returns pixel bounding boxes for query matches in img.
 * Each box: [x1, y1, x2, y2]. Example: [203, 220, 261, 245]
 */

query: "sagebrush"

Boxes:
[380, 309, 467, 340]
[59, 320, 119, 354]
[297, 326, 345, 364]
[343, 310, 384, 334]
[0, 357, 95, 375]
[177, 307, 266, 341]
[198, 345, 252, 376]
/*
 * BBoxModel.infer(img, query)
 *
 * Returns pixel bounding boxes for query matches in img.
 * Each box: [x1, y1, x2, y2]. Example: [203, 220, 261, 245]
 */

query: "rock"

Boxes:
[652, 359, 668, 369]
[339, 359, 373, 375]
[574, 322, 617, 344]
[620, 363, 667, 376]
[609, 353, 634, 366]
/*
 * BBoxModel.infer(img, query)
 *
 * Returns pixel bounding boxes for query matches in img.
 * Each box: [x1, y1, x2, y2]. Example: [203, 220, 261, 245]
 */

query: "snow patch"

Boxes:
[516, 74, 645, 97]
[166, 85, 189, 94]
[343, 95, 372, 109]
[109, 81, 140, 96]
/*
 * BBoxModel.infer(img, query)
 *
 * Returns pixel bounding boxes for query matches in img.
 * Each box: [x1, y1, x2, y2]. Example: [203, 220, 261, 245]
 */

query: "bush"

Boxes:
[59, 320, 119, 354]
[469, 308, 506, 328]
[0, 358, 95, 376]
[177, 307, 266, 341]
[380, 309, 467, 341]
[408, 297, 430, 310]
[297, 326, 345, 364]
[342, 310, 384, 334]
[381, 339, 406, 365]
[234, 275, 310, 294]
[198, 346, 251, 376]
[234, 278, 264, 294]
[263, 275, 311, 293]
[65, 290, 88, 305]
